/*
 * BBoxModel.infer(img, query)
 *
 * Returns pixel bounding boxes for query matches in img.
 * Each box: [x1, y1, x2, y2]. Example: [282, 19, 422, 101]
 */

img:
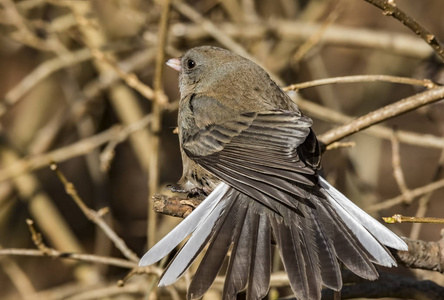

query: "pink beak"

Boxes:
[166, 58, 181, 71]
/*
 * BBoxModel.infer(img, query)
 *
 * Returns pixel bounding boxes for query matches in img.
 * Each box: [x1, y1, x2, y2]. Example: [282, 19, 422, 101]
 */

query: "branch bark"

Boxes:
[321, 270, 444, 300]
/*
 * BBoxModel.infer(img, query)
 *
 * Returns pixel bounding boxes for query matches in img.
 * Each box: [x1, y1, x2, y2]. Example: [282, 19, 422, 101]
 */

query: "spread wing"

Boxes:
[183, 110, 321, 213]
[146, 110, 406, 300]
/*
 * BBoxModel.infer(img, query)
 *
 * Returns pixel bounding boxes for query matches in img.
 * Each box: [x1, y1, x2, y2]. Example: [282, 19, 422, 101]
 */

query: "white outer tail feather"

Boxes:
[319, 177, 408, 253]
[139, 183, 230, 267]
[159, 199, 227, 286]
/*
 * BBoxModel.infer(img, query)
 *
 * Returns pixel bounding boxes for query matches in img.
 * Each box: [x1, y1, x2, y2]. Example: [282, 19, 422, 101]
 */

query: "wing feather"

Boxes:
[246, 214, 271, 300]
[141, 107, 407, 300]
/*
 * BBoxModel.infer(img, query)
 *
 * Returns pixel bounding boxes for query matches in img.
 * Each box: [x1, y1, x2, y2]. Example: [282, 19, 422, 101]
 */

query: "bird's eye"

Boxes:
[187, 59, 196, 69]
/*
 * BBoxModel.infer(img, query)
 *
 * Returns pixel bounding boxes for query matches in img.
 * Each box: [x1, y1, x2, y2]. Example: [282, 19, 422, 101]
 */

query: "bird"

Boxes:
[139, 46, 408, 300]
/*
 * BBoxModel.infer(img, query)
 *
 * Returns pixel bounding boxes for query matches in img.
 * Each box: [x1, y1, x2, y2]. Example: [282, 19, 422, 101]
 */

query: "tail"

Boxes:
[140, 180, 407, 300]
[318, 177, 407, 252]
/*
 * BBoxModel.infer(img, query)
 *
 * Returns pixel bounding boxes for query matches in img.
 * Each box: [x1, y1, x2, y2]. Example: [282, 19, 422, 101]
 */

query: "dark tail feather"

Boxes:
[187, 195, 239, 299]
[315, 195, 379, 280]
[223, 202, 253, 300]
[297, 209, 322, 299]
[309, 207, 342, 291]
[246, 214, 271, 300]
[270, 217, 309, 300]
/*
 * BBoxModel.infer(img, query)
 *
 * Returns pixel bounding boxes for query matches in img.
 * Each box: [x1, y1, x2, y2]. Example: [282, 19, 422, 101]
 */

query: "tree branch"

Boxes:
[318, 86, 444, 146]
[363, 0, 444, 62]
[321, 270, 444, 300]
[0, 248, 138, 270]
[283, 75, 438, 92]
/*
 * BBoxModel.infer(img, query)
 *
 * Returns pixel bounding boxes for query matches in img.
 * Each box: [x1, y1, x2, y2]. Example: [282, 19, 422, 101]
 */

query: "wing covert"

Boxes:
[183, 110, 321, 211]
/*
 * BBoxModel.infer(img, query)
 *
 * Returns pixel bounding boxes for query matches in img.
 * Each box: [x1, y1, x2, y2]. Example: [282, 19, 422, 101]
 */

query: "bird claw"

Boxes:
[165, 184, 187, 194]
[165, 184, 208, 198]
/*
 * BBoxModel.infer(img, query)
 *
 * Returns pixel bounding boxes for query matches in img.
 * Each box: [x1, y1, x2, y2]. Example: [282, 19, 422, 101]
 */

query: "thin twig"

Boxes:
[366, 177, 444, 212]
[68, 5, 156, 101]
[409, 194, 433, 240]
[0, 248, 139, 269]
[0, 49, 92, 117]
[292, 96, 444, 149]
[147, 0, 171, 250]
[50, 163, 139, 262]
[26, 219, 52, 254]
[410, 150, 444, 239]
[292, 1, 342, 63]
[0, 146, 86, 256]
[318, 86, 444, 146]
[383, 214, 444, 224]
[364, 0, 444, 62]
[390, 130, 412, 203]
[83, 48, 157, 104]
[0, 115, 152, 182]
[99, 139, 119, 172]
[325, 141, 356, 151]
[86, 47, 156, 101]
[0, 0, 63, 52]
[283, 75, 438, 92]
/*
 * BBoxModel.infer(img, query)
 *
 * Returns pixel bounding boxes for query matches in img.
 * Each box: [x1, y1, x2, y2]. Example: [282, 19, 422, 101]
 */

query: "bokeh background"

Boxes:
[1, 0, 443, 299]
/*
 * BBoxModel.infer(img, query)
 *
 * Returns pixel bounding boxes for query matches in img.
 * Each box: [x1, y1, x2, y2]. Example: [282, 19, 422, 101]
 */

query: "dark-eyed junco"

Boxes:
[140, 46, 407, 300]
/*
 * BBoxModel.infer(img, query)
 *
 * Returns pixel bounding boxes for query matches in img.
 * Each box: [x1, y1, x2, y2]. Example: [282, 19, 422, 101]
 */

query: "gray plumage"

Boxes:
[139, 46, 408, 300]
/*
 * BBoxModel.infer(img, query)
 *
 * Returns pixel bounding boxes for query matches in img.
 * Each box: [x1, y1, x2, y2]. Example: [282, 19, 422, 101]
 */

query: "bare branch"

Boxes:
[50, 164, 139, 262]
[390, 130, 413, 203]
[147, 0, 171, 250]
[383, 215, 444, 224]
[292, 96, 444, 149]
[318, 86, 444, 146]
[366, 177, 444, 212]
[0, 115, 152, 182]
[364, 0, 444, 62]
[0, 49, 91, 117]
[393, 236, 444, 274]
[322, 271, 444, 299]
[0, 0, 64, 52]
[283, 75, 438, 92]
[153, 194, 203, 218]
[0, 248, 138, 269]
